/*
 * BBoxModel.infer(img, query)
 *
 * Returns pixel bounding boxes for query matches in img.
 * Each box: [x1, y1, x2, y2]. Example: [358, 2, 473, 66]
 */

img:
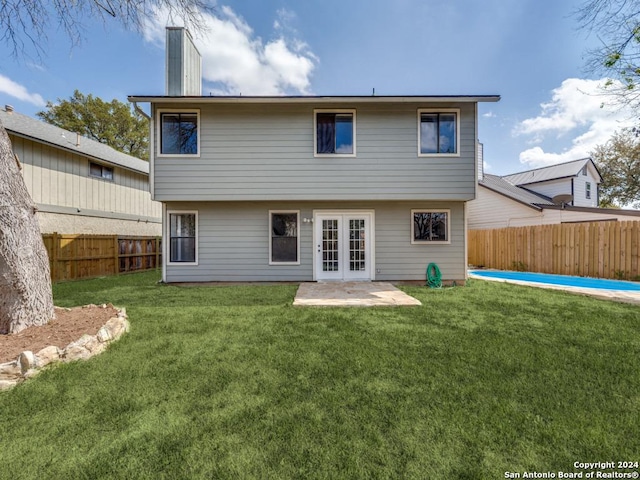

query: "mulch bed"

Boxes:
[0, 305, 118, 363]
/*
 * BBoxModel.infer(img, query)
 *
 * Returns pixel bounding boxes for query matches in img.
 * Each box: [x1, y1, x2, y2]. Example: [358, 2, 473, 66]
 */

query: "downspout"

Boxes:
[571, 179, 574, 206]
[132, 101, 155, 200]
[133, 101, 162, 283]
[132, 101, 150, 120]
[162, 203, 167, 283]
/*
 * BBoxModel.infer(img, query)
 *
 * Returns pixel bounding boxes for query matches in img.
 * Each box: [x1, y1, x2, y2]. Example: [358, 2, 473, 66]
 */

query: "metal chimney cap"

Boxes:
[5, 104, 14, 113]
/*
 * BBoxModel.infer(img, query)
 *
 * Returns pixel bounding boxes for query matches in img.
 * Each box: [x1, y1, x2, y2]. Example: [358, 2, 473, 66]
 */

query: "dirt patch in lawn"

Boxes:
[0, 305, 118, 363]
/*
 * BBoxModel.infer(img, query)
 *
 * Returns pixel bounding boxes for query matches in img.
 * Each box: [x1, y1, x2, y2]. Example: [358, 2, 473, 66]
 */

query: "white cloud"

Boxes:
[482, 111, 495, 118]
[0, 74, 45, 106]
[513, 78, 636, 168]
[143, 5, 316, 95]
[274, 8, 297, 32]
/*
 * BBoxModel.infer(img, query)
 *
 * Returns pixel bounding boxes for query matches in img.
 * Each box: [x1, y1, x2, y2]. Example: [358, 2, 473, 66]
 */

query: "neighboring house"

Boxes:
[502, 158, 601, 208]
[0, 105, 161, 235]
[469, 158, 640, 229]
[128, 27, 500, 283]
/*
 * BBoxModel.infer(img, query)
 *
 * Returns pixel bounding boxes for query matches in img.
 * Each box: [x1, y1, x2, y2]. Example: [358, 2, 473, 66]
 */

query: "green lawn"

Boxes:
[1, 271, 639, 479]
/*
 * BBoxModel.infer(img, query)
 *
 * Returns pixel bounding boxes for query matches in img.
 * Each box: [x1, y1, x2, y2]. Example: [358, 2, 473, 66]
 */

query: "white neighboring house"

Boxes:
[502, 158, 601, 208]
[469, 158, 640, 229]
[1, 105, 161, 235]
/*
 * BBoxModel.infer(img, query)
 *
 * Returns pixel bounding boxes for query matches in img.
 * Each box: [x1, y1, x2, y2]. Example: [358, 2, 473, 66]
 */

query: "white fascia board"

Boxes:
[128, 95, 501, 104]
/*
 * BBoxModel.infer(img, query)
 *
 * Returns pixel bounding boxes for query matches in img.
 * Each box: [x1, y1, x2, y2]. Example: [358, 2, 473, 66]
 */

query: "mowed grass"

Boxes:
[1, 271, 639, 479]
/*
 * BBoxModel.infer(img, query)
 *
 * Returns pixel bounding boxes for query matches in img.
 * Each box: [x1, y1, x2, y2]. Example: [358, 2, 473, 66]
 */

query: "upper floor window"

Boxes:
[586, 182, 592, 199]
[314, 109, 356, 156]
[89, 162, 113, 181]
[418, 109, 459, 156]
[581, 166, 588, 176]
[159, 110, 199, 156]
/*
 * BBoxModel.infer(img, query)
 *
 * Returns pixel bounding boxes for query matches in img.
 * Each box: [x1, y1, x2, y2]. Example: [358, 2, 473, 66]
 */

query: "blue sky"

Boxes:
[0, 0, 636, 175]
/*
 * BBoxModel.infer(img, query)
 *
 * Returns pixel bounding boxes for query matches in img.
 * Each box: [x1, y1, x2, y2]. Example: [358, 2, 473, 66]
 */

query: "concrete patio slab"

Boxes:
[293, 282, 422, 307]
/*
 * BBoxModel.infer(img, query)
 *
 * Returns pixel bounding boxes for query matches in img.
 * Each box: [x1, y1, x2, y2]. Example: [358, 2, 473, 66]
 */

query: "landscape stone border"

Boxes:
[0, 305, 129, 391]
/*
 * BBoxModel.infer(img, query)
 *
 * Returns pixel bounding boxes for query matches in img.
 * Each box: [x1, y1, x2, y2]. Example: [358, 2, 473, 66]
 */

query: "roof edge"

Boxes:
[542, 205, 640, 216]
[502, 157, 594, 182]
[128, 94, 501, 104]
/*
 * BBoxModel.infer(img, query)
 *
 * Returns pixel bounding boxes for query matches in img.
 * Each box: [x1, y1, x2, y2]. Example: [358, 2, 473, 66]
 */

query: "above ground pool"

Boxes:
[469, 270, 640, 291]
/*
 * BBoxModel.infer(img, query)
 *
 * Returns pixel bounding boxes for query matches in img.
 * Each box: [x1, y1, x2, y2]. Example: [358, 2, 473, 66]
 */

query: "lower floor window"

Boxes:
[412, 210, 450, 244]
[270, 211, 299, 264]
[169, 212, 197, 263]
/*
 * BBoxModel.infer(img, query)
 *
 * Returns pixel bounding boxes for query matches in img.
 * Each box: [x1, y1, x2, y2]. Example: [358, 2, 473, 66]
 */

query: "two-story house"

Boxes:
[129, 27, 499, 283]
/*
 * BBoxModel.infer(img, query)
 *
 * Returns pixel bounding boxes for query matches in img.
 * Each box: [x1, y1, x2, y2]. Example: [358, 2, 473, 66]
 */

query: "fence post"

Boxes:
[51, 232, 59, 282]
[156, 236, 161, 269]
[114, 236, 120, 276]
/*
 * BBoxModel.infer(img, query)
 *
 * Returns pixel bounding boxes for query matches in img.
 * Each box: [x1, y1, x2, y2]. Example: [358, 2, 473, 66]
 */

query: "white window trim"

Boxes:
[269, 210, 300, 265]
[157, 108, 201, 158]
[586, 182, 592, 199]
[417, 108, 461, 158]
[411, 209, 451, 245]
[88, 161, 114, 181]
[167, 210, 198, 266]
[313, 108, 357, 158]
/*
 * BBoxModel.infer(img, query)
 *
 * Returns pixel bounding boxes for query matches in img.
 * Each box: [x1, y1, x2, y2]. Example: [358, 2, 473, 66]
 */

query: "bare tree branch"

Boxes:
[0, 0, 214, 60]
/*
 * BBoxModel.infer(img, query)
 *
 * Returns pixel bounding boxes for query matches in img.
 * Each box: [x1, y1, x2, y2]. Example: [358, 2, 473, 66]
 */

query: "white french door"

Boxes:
[314, 212, 373, 281]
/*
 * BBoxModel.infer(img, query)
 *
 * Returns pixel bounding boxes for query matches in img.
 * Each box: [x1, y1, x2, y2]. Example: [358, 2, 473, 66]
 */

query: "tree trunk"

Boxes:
[0, 120, 55, 334]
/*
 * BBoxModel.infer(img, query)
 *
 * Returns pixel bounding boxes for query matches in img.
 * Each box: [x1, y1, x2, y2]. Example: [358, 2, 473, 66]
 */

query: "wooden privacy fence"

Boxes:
[42, 233, 161, 282]
[468, 220, 640, 280]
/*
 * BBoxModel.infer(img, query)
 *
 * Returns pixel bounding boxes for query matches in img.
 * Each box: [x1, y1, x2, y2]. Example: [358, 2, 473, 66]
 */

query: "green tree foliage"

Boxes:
[591, 128, 640, 207]
[576, 0, 640, 109]
[37, 90, 149, 160]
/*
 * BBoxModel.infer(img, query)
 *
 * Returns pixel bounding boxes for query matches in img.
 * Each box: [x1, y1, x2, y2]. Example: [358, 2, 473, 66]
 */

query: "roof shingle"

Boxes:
[480, 174, 555, 209]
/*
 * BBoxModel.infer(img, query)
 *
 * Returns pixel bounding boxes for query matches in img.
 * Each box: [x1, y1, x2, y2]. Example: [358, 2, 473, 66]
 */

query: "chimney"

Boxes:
[76, 133, 81, 147]
[166, 27, 202, 96]
[5, 105, 14, 114]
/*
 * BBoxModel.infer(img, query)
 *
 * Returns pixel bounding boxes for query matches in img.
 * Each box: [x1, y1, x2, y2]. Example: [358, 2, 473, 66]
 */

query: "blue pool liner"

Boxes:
[469, 270, 640, 291]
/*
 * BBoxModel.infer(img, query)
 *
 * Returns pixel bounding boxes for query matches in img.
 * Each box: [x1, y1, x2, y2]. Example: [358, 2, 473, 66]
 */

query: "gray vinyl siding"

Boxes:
[12, 133, 161, 219]
[153, 102, 477, 202]
[164, 201, 467, 282]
